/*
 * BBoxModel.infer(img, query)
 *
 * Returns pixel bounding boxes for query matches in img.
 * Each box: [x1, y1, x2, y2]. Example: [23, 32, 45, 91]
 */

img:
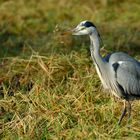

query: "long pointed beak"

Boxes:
[61, 28, 77, 36]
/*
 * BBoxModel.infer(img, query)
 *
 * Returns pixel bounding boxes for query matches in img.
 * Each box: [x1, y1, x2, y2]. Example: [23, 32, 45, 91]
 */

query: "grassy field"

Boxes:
[0, 0, 140, 139]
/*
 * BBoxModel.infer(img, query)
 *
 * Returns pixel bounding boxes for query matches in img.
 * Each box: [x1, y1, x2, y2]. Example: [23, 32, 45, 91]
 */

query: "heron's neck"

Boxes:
[89, 32, 105, 66]
[89, 31, 108, 89]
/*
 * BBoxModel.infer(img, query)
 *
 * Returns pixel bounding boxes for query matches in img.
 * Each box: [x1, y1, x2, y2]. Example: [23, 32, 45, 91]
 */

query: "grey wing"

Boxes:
[112, 60, 140, 97]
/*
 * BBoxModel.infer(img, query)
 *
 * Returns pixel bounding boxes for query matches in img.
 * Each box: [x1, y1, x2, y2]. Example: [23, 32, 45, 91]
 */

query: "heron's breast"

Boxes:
[111, 90, 121, 98]
[95, 65, 108, 89]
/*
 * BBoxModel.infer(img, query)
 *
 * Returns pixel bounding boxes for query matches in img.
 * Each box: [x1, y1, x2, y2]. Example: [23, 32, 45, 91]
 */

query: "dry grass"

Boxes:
[0, 0, 140, 139]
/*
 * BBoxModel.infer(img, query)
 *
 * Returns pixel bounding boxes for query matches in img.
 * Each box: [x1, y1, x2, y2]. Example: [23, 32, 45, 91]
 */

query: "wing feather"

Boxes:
[113, 60, 140, 96]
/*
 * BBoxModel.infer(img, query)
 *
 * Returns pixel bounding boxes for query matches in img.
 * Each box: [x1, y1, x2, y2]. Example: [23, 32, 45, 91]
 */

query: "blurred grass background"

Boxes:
[0, 0, 140, 139]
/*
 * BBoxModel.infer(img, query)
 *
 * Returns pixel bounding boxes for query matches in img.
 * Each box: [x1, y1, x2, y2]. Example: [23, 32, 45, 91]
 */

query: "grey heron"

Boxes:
[69, 20, 140, 125]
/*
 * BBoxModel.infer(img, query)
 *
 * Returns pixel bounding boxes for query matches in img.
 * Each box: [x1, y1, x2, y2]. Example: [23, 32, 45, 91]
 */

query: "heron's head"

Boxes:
[72, 20, 97, 36]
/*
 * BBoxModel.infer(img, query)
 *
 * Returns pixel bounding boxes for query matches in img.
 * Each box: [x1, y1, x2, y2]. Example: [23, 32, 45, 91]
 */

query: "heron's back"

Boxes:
[105, 52, 140, 65]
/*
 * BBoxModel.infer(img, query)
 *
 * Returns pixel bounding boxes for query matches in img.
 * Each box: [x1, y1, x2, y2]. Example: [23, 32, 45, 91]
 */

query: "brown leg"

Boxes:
[118, 100, 127, 125]
[127, 101, 131, 119]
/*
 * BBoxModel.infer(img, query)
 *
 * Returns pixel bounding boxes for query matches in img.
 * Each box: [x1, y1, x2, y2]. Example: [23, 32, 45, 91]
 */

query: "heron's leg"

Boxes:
[118, 100, 127, 125]
[127, 101, 131, 119]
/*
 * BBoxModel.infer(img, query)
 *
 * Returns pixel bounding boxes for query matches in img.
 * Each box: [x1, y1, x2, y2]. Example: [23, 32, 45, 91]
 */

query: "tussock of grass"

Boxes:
[0, 0, 140, 139]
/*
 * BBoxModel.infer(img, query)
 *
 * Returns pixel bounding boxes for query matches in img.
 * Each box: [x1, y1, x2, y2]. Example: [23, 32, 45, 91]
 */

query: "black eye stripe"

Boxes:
[83, 21, 96, 28]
